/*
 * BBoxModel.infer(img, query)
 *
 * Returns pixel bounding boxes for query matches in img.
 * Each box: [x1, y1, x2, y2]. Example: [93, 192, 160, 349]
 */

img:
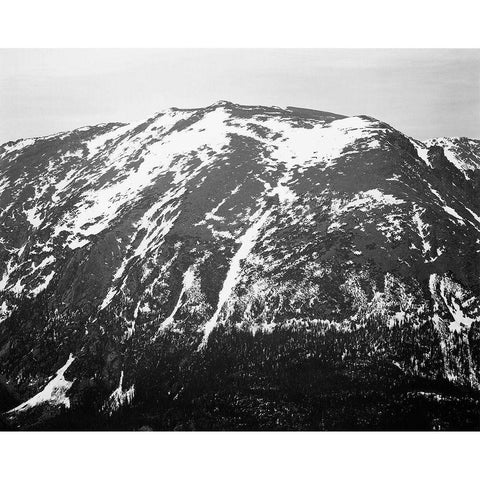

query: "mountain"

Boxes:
[0, 100, 479, 430]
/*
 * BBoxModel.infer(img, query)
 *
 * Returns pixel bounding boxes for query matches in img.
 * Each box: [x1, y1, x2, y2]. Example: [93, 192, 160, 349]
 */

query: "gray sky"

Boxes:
[0, 49, 479, 144]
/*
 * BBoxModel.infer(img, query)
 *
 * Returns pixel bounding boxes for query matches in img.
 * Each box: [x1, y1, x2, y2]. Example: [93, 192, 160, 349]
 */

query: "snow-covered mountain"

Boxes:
[0, 101, 479, 430]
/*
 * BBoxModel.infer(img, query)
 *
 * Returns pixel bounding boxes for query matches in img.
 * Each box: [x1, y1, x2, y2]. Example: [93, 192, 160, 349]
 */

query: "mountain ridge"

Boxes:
[0, 101, 479, 430]
[3, 101, 477, 149]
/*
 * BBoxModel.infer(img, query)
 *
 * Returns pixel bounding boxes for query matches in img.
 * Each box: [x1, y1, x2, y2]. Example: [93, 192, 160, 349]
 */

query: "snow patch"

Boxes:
[102, 371, 135, 415]
[158, 265, 197, 331]
[30, 271, 55, 296]
[8, 354, 75, 414]
[443, 206, 465, 224]
[199, 206, 270, 348]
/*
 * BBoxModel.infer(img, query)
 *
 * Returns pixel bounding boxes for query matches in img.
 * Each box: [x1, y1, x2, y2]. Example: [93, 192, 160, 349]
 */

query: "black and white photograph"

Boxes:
[1, 1, 480, 478]
[2, 46, 479, 432]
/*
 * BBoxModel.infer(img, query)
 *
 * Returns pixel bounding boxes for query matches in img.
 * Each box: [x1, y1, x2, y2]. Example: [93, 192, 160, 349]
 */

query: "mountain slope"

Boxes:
[0, 101, 479, 429]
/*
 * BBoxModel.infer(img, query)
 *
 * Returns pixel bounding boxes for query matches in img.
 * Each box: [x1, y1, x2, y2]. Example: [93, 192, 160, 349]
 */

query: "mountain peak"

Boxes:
[210, 99, 235, 107]
[1, 102, 479, 430]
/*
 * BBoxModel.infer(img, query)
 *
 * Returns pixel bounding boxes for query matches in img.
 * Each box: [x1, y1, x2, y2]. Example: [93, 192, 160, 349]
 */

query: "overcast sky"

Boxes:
[0, 49, 479, 144]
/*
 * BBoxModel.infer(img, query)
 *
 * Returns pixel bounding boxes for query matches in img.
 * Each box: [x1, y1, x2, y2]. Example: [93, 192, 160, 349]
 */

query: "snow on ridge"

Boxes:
[0, 123, 125, 156]
[377, 213, 404, 242]
[83, 123, 132, 157]
[4, 105, 389, 264]
[8, 354, 75, 414]
[410, 205, 444, 262]
[158, 265, 197, 331]
[424, 137, 480, 175]
[428, 187, 466, 225]
[204, 197, 227, 222]
[260, 115, 385, 170]
[0, 259, 16, 291]
[199, 206, 271, 348]
[54, 109, 222, 250]
[51, 169, 78, 203]
[366, 189, 405, 205]
[197, 186, 241, 240]
[269, 171, 298, 204]
[99, 187, 185, 311]
[0, 300, 10, 323]
[30, 271, 56, 297]
[1, 138, 36, 155]
[412, 206, 431, 257]
[464, 206, 480, 231]
[410, 138, 431, 167]
[429, 273, 443, 329]
[429, 274, 479, 333]
[438, 277, 479, 333]
[24, 205, 43, 228]
[102, 371, 135, 415]
[2, 103, 478, 316]
[331, 188, 405, 217]
[148, 107, 234, 157]
[443, 205, 465, 224]
[0, 177, 10, 196]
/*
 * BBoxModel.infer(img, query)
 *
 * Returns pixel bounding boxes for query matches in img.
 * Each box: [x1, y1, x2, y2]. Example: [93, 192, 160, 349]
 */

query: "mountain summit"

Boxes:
[0, 102, 479, 430]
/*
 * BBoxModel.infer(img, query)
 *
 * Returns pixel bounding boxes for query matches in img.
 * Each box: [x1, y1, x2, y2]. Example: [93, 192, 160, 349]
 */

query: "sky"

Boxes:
[0, 48, 479, 144]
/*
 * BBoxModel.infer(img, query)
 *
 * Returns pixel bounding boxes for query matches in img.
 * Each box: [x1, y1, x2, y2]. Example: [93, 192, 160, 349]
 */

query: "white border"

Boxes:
[1, 1, 480, 479]
[0, 0, 479, 47]
[1, 431, 479, 479]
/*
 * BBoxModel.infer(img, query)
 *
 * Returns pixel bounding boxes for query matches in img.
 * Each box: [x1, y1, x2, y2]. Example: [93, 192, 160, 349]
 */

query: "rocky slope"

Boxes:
[0, 101, 479, 430]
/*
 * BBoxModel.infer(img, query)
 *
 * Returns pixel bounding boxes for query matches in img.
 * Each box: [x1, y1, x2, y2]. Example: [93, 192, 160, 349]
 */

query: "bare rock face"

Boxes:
[0, 102, 479, 429]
